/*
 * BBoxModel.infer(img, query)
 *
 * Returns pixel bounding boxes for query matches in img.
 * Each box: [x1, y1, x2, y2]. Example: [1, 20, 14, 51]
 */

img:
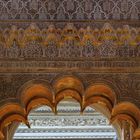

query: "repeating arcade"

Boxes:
[0, 74, 140, 140]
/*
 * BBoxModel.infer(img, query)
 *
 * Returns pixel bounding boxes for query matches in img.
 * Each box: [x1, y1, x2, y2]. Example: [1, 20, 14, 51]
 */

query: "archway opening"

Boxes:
[13, 99, 118, 140]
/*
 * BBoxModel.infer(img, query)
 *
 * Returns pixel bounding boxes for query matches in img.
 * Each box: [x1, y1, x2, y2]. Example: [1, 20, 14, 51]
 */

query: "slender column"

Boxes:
[130, 123, 134, 140]
[121, 121, 125, 140]
[121, 120, 134, 140]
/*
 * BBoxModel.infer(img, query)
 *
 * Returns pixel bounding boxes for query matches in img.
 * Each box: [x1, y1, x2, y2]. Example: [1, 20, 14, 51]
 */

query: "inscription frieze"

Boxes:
[0, 60, 139, 73]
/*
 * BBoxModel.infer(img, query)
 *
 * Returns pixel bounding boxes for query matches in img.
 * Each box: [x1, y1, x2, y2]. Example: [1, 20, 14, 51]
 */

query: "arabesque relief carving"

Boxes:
[0, 1, 139, 139]
[0, 0, 139, 20]
[0, 23, 139, 59]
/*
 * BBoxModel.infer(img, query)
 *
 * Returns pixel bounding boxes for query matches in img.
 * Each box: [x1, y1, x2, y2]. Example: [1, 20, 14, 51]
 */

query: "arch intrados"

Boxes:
[55, 88, 82, 102]
[0, 103, 25, 117]
[111, 113, 138, 129]
[85, 104, 122, 140]
[0, 113, 29, 131]
[0, 113, 29, 139]
[17, 79, 53, 97]
[53, 76, 84, 95]
[0, 103, 27, 139]
[25, 95, 53, 107]
[90, 103, 112, 120]
[83, 96, 113, 113]
[20, 84, 53, 106]
[2, 81, 138, 140]
[26, 97, 54, 115]
[85, 84, 116, 105]
[55, 89, 82, 108]
[112, 102, 140, 127]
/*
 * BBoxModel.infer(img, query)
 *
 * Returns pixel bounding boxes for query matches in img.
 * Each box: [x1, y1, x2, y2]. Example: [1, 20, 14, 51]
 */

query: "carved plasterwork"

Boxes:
[0, 23, 139, 58]
[0, 1, 139, 139]
[0, 23, 138, 75]
[0, 0, 139, 20]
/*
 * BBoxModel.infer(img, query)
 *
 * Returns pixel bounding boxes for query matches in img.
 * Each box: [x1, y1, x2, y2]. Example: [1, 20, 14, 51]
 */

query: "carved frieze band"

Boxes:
[0, 60, 139, 73]
[0, 23, 139, 60]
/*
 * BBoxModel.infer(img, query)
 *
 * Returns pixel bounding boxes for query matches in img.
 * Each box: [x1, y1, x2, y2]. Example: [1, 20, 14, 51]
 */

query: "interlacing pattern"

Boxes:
[0, 0, 139, 20]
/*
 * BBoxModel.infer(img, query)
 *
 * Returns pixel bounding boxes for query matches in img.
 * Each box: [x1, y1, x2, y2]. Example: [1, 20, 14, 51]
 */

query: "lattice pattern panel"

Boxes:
[0, 0, 139, 20]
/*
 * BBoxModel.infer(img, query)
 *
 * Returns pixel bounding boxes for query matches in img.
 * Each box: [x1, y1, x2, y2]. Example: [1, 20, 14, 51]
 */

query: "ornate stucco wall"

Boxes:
[0, 0, 139, 140]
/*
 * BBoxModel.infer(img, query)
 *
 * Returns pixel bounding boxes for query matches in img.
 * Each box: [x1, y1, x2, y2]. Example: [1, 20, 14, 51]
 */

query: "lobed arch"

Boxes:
[0, 103, 29, 139]
[17, 79, 54, 101]
[17, 79, 54, 115]
[53, 75, 85, 94]
[86, 78, 121, 104]
[83, 83, 116, 114]
[111, 102, 140, 129]
[110, 102, 140, 140]
[53, 76, 84, 112]
[0, 76, 140, 139]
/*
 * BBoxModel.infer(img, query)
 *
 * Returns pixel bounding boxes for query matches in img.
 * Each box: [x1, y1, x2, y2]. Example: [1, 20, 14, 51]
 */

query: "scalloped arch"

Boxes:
[17, 80, 54, 110]
[0, 103, 26, 118]
[55, 89, 83, 113]
[83, 83, 116, 113]
[0, 103, 28, 139]
[53, 76, 84, 95]
[111, 102, 140, 129]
